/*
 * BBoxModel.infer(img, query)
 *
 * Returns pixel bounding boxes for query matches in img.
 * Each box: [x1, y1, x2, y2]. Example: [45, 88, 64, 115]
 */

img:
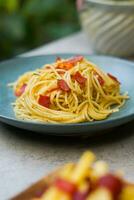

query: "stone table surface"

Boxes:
[1, 32, 134, 200]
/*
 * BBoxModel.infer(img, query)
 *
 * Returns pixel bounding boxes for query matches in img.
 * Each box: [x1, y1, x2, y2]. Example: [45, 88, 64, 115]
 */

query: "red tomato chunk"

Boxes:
[68, 56, 84, 65]
[94, 72, 105, 86]
[55, 178, 76, 194]
[57, 56, 83, 70]
[73, 72, 87, 86]
[98, 174, 123, 198]
[107, 73, 120, 84]
[73, 189, 90, 200]
[38, 95, 51, 108]
[15, 84, 27, 97]
[58, 79, 70, 92]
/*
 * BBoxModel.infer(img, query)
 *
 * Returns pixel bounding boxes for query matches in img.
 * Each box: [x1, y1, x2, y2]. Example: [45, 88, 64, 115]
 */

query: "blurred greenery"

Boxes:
[0, 0, 80, 60]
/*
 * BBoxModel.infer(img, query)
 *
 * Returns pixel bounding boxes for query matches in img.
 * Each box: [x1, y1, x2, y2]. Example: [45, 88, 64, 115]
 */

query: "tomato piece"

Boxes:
[15, 84, 27, 97]
[68, 56, 84, 65]
[57, 62, 73, 70]
[57, 56, 83, 70]
[73, 190, 89, 200]
[58, 79, 70, 92]
[98, 76, 105, 86]
[94, 72, 105, 86]
[73, 72, 87, 86]
[98, 174, 123, 198]
[38, 95, 51, 108]
[55, 178, 76, 194]
[107, 73, 120, 84]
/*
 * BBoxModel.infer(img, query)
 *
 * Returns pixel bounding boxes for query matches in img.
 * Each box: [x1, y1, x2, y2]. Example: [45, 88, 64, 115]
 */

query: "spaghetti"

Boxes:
[12, 56, 128, 123]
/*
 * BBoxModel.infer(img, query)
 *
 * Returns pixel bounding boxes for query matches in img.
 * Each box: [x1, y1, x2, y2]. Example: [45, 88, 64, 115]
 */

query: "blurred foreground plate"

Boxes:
[0, 54, 134, 136]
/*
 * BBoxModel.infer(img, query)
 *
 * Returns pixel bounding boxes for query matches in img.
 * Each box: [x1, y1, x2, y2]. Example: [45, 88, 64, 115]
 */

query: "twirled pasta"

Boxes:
[12, 56, 128, 123]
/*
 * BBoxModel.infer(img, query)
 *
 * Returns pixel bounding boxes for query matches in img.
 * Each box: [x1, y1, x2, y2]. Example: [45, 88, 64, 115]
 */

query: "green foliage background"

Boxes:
[0, 0, 80, 60]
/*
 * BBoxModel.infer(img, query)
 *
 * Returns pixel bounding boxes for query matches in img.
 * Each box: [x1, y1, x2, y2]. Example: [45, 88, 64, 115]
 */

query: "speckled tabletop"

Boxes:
[1, 32, 134, 200]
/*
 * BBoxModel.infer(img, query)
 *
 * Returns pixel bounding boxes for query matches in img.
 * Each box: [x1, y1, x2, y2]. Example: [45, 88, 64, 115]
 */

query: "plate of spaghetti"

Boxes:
[0, 54, 134, 136]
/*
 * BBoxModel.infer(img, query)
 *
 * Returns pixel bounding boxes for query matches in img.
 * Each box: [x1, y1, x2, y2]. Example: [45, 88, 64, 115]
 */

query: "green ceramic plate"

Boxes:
[0, 54, 134, 136]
